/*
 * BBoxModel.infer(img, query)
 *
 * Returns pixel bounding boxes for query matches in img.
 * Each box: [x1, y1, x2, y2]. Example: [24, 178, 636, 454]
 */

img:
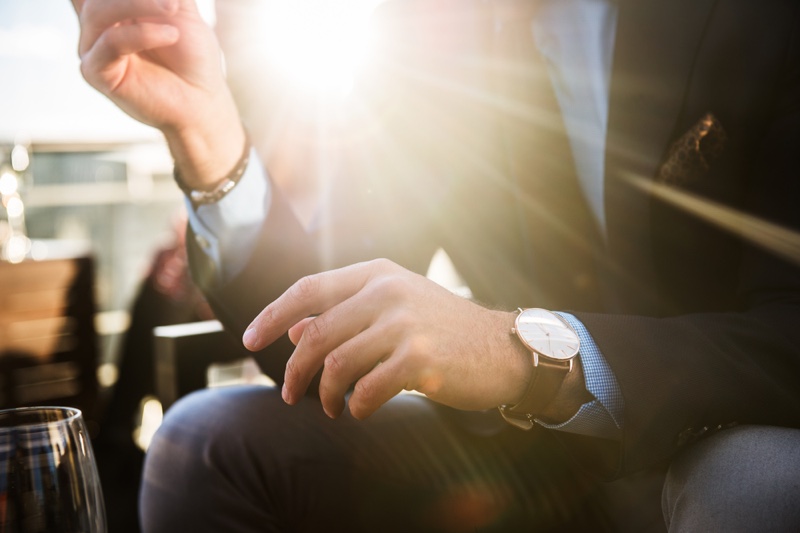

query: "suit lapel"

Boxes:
[603, 0, 718, 313]
[492, 1, 606, 311]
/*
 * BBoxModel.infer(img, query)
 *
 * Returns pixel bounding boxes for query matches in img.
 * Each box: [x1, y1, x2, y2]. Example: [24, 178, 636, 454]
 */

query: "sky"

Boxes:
[0, 0, 384, 146]
[0, 0, 215, 144]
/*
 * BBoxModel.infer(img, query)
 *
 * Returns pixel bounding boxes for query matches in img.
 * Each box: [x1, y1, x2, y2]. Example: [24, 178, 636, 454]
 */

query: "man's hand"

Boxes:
[243, 259, 536, 419]
[71, 0, 245, 189]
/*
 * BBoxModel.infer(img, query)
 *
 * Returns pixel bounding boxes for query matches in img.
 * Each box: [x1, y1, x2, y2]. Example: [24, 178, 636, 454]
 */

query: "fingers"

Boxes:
[77, 0, 179, 56]
[80, 22, 180, 90]
[245, 259, 420, 419]
[347, 355, 410, 420]
[315, 325, 395, 418]
[348, 334, 451, 419]
[244, 260, 386, 351]
[282, 291, 380, 406]
[287, 317, 314, 345]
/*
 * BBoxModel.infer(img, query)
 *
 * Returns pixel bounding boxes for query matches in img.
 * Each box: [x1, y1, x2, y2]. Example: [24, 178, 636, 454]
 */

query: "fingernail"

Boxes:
[281, 383, 291, 404]
[243, 327, 258, 349]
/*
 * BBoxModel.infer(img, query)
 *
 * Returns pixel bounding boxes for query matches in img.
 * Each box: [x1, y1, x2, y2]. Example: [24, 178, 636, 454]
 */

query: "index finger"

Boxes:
[76, 0, 179, 55]
[72, 0, 173, 15]
[243, 260, 380, 351]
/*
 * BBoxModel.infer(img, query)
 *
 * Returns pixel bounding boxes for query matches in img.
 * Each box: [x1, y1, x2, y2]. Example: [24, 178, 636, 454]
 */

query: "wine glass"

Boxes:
[0, 406, 106, 532]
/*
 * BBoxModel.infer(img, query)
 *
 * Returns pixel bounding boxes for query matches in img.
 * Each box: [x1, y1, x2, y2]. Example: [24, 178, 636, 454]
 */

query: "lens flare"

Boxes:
[0, 171, 18, 196]
[251, 0, 377, 96]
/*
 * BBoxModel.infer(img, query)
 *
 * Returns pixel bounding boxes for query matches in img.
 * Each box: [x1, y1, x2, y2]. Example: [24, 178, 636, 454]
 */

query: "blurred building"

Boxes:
[1, 140, 184, 381]
[0, 0, 196, 386]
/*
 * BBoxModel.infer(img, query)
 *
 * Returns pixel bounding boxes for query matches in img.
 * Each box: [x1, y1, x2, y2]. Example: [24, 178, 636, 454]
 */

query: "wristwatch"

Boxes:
[498, 308, 580, 430]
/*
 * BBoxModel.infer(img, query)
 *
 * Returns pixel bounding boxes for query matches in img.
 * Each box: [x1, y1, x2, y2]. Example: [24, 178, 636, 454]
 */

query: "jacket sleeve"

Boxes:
[572, 8, 800, 478]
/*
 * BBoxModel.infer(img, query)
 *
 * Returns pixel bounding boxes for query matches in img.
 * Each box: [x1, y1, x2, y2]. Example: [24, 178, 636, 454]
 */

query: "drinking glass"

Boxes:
[0, 406, 106, 532]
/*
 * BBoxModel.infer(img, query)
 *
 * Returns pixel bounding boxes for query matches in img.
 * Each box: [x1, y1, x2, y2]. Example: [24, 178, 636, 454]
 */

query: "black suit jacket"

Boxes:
[190, 0, 800, 478]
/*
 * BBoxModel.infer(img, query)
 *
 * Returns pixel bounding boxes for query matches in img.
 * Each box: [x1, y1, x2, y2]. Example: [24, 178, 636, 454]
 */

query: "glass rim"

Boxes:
[0, 406, 83, 431]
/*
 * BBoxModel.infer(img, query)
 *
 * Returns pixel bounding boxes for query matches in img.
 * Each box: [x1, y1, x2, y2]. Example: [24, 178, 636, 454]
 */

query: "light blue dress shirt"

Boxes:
[187, 0, 623, 438]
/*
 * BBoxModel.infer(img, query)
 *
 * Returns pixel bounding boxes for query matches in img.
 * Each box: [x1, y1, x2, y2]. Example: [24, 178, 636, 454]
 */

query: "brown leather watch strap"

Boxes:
[499, 358, 570, 430]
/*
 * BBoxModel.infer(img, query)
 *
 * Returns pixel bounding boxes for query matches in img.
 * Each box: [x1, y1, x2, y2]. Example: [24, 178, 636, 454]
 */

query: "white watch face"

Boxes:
[514, 308, 580, 360]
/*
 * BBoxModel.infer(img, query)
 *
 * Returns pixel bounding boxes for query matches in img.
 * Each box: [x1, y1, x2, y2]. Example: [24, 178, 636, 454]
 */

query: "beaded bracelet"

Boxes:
[175, 132, 251, 208]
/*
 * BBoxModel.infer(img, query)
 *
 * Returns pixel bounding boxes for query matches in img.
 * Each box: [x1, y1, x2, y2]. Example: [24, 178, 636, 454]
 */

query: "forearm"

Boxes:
[72, 0, 247, 192]
[163, 92, 247, 192]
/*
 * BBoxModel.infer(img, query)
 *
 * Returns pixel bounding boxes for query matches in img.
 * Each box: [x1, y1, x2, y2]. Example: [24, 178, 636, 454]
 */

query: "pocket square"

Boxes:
[657, 112, 727, 186]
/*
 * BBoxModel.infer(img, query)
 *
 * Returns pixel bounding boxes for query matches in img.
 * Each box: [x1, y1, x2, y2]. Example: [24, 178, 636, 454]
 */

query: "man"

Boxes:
[72, 0, 800, 530]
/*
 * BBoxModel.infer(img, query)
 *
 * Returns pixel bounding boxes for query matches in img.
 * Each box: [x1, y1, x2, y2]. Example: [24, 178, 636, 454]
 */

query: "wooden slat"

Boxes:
[5, 316, 75, 341]
[1, 288, 69, 315]
[0, 334, 77, 360]
[0, 259, 77, 291]
[0, 254, 97, 414]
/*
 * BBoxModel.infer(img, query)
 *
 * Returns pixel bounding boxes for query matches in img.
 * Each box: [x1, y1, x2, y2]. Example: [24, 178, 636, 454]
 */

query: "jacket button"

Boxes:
[677, 426, 709, 447]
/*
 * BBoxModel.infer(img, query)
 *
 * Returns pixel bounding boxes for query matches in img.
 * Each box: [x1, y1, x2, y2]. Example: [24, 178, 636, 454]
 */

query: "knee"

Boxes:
[145, 385, 280, 468]
[662, 425, 800, 532]
[139, 386, 287, 532]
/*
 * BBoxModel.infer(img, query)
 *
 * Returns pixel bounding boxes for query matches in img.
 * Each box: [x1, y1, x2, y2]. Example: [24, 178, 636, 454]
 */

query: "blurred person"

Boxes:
[72, 0, 800, 531]
[92, 212, 213, 533]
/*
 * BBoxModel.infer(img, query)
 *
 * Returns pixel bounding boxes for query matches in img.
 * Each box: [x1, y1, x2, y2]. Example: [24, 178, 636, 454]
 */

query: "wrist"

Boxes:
[175, 131, 251, 208]
[498, 308, 585, 429]
[500, 311, 536, 406]
[164, 94, 245, 191]
[535, 356, 594, 424]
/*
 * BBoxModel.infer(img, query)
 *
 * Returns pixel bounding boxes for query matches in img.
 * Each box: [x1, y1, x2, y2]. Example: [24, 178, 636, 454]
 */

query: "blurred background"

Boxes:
[0, 1, 384, 531]
[0, 0, 212, 371]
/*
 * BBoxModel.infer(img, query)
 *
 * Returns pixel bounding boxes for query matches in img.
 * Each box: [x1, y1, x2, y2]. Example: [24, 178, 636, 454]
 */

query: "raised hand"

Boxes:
[71, 0, 245, 189]
[242, 259, 535, 420]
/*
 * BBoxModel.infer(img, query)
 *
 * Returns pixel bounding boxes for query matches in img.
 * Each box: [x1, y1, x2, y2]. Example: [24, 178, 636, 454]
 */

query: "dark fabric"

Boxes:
[576, 0, 800, 475]
[95, 229, 213, 533]
[186, 0, 800, 489]
[662, 425, 800, 532]
[142, 386, 619, 533]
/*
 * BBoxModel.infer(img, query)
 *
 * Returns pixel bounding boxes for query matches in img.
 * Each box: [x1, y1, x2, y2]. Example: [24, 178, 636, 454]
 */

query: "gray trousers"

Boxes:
[662, 425, 800, 532]
[140, 386, 800, 532]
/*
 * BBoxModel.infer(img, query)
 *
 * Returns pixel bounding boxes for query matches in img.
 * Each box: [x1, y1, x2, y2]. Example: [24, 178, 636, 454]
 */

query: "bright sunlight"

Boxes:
[250, 0, 381, 97]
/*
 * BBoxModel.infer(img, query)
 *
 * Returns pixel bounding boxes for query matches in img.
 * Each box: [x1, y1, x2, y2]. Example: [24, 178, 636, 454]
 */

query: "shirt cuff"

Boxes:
[535, 312, 624, 440]
[186, 148, 272, 285]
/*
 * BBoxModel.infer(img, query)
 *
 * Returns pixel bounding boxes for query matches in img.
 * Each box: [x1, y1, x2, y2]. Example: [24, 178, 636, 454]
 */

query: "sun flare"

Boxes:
[251, 0, 379, 97]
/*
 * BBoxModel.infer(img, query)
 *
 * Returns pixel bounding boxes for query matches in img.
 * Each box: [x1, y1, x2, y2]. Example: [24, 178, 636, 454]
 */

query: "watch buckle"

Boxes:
[497, 405, 535, 430]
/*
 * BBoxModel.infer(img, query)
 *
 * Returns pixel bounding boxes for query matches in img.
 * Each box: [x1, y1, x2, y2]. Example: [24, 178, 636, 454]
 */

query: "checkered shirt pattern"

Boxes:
[534, 312, 624, 440]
